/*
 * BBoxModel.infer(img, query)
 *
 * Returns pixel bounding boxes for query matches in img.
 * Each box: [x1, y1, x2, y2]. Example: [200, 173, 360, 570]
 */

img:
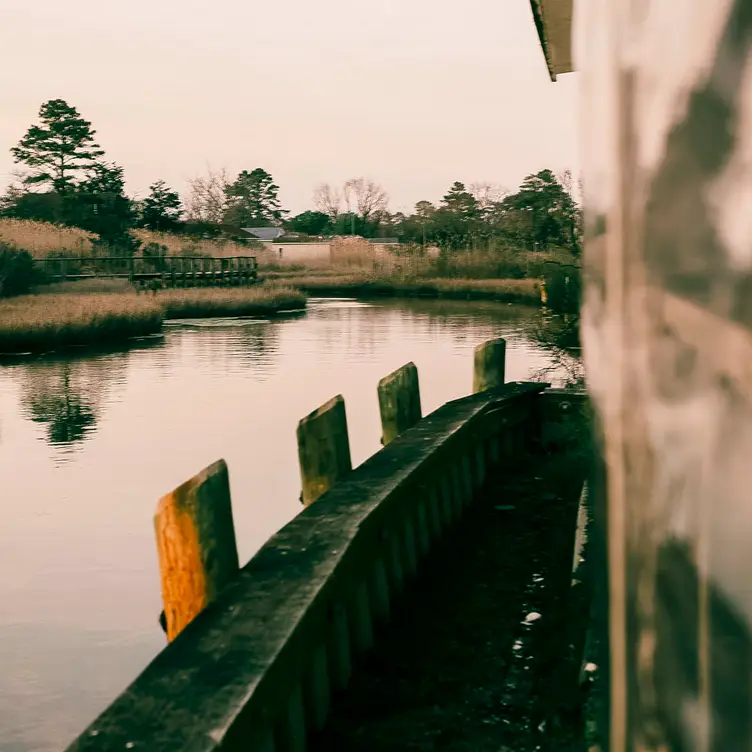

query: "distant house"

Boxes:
[241, 227, 285, 241]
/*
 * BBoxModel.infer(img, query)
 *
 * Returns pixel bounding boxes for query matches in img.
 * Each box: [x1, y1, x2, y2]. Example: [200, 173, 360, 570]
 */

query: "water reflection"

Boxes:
[27, 368, 97, 446]
[18, 357, 123, 453]
[10, 338, 165, 455]
[0, 298, 568, 752]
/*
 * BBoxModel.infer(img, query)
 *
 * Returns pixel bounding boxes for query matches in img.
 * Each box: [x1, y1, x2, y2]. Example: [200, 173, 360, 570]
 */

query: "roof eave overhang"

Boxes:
[529, 0, 575, 82]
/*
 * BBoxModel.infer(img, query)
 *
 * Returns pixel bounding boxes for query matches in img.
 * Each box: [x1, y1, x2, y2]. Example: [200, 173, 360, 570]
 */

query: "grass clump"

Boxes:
[159, 285, 306, 319]
[0, 293, 163, 354]
[0, 283, 307, 354]
[280, 274, 542, 306]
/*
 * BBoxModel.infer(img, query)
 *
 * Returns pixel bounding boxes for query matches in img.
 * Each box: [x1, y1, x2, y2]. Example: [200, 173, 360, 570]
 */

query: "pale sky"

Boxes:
[1, 0, 578, 215]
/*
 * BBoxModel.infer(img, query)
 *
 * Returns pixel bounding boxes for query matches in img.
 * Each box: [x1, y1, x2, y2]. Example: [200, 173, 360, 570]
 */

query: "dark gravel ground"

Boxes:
[309, 451, 590, 752]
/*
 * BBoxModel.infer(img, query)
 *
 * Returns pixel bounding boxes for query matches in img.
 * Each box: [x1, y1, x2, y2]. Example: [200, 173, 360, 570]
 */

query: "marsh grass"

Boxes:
[158, 285, 306, 319]
[0, 293, 163, 354]
[0, 219, 95, 257]
[279, 274, 542, 305]
[0, 284, 307, 354]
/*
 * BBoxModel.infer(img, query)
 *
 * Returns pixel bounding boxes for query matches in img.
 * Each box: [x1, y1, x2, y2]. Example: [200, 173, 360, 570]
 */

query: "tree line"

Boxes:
[1, 100, 582, 255]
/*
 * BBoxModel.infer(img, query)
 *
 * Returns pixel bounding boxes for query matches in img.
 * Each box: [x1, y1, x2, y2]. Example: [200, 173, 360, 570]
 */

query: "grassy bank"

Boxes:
[159, 286, 306, 319]
[278, 274, 543, 306]
[0, 293, 164, 354]
[0, 284, 306, 354]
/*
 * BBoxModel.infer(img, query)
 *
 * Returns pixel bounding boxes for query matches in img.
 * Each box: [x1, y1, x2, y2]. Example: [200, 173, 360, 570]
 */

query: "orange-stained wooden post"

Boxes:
[154, 459, 239, 642]
[297, 395, 352, 506]
[473, 337, 506, 393]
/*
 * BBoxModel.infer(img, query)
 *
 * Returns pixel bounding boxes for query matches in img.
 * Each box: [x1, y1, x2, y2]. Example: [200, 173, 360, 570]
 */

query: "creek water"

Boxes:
[0, 297, 570, 751]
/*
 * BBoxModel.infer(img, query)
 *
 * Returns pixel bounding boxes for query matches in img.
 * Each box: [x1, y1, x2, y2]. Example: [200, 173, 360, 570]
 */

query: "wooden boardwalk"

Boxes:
[37, 255, 258, 288]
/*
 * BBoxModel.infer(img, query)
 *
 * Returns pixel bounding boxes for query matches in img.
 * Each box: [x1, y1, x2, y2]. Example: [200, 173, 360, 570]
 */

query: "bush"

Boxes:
[543, 261, 581, 314]
[0, 243, 41, 298]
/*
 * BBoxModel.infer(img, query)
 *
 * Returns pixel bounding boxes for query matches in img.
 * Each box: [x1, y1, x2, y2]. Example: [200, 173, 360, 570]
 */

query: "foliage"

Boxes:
[139, 180, 182, 232]
[11, 100, 105, 193]
[498, 169, 580, 252]
[223, 168, 285, 227]
[287, 210, 331, 236]
[66, 162, 136, 248]
[543, 260, 581, 314]
[0, 243, 40, 298]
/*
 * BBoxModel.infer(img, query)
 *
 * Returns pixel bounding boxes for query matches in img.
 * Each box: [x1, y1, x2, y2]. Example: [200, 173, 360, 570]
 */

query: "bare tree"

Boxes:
[184, 166, 230, 223]
[312, 183, 342, 220]
[343, 177, 388, 222]
[469, 182, 507, 210]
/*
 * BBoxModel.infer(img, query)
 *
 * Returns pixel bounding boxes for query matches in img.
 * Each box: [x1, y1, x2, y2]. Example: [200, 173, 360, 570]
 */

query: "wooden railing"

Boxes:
[65, 339, 588, 751]
[36, 255, 258, 287]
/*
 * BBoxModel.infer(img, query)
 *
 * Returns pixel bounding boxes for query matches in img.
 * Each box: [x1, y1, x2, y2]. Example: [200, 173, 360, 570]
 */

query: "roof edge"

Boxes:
[529, 0, 557, 82]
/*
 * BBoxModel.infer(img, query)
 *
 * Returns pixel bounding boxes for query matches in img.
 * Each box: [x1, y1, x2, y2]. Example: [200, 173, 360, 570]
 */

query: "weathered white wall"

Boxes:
[579, 0, 752, 748]
[258, 242, 332, 266]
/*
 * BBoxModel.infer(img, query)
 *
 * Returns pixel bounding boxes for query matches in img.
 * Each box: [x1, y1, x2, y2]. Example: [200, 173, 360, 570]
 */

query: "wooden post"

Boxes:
[61, 258, 67, 282]
[129, 255, 135, 283]
[297, 395, 352, 506]
[154, 459, 239, 642]
[473, 337, 506, 393]
[377, 362, 422, 445]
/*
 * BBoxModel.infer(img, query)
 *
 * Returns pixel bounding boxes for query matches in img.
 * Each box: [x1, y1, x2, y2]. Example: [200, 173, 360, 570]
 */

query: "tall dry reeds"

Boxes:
[133, 230, 260, 259]
[0, 293, 163, 353]
[158, 285, 306, 319]
[0, 283, 307, 354]
[0, 219, 94, 257]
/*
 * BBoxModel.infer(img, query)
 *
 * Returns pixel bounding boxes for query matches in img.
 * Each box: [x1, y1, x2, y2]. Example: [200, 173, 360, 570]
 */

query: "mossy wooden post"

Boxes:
[297, 395, 352, 506]
[378, 362, 422, 445]
[154, 459, 239, 642]
[473, 337, 507, 393]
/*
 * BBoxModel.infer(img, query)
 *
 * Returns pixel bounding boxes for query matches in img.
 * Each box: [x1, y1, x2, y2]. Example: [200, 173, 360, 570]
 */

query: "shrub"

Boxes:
[0, 243, 42, 298]
[543, 261, 581, 314]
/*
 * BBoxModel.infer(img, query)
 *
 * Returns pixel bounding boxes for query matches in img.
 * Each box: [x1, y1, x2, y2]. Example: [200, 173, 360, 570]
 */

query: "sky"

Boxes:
[0, 0, 579, 216]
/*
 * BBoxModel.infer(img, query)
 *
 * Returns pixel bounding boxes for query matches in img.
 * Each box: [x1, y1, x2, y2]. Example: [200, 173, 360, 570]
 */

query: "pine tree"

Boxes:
[11, 100, 105, 193]
[223, 168, 284, 227]
[140, 180, 182, 231]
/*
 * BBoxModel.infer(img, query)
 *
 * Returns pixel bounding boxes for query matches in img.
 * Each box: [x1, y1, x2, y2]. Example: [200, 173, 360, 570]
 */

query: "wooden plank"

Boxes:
[154, 459, 239, 642]
[473, 337, 506, 393]
[377, 362, 422, 445]
[297, 395, 352, 506]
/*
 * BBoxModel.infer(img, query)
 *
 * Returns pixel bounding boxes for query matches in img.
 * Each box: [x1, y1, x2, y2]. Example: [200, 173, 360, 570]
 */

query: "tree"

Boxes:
[312, 183, 342, 220]
[184, 167, 229, 224]
[441, 181, 479, 218]
[414, 200, 436, 219]
[499, 169, 578, 250]
[223, 168, 285, 227]
[11, 100, 105, 193]
[140, 180, 182, 232]
[287, 210, 331, 236]
[343, 178, 388, 224]
[67, 162, 136, 248]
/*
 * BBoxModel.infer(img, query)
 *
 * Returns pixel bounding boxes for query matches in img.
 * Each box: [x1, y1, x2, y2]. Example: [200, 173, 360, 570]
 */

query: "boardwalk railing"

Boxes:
[66, 340, 589, 751]
[37, 255, 258, 287]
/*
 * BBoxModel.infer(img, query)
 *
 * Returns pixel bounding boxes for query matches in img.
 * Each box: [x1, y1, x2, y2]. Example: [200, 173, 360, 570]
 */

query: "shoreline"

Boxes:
[276, 275, 543, 307]
[0, 276, 543, 357]
[0, 286, 306, 357]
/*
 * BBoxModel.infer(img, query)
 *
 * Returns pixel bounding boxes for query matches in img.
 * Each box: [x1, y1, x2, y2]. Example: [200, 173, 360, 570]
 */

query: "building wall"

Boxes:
[258, 242, 332, 266]
[579, 0, 752, 749]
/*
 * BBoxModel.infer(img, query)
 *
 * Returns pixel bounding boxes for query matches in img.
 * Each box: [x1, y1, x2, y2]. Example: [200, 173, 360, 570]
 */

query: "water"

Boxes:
[0, 297, 564, 751]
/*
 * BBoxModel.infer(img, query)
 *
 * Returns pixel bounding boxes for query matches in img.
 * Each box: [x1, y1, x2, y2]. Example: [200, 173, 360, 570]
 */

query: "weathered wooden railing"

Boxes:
[37, 255, 258, 287]
[66, 338, 589, 751]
